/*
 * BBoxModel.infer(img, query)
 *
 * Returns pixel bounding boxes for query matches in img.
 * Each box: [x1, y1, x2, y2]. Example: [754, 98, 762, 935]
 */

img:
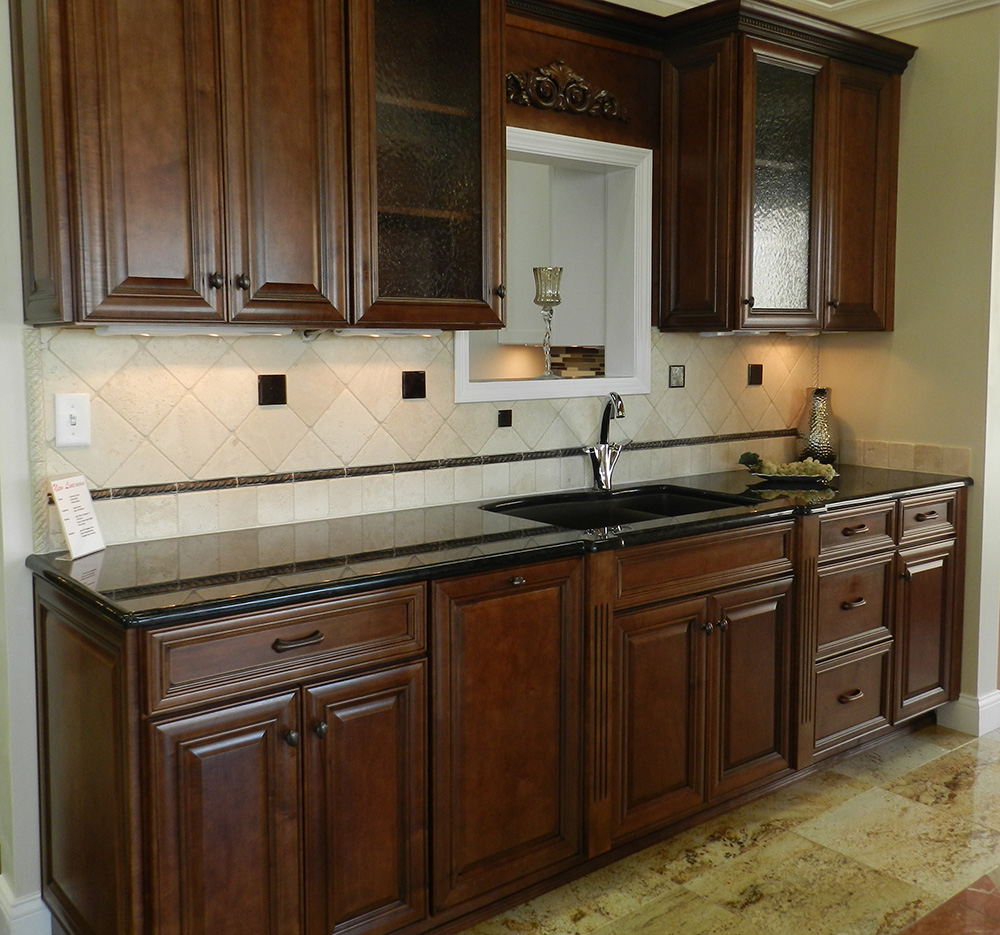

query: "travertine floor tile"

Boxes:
[795, 786, 1000, 899]
[831, 727, 974, 787]
[682, 830, 932, 935]
[591, 887, 769, 935]
[885, 740, 1000, 833]
[635, 769, 871, 884]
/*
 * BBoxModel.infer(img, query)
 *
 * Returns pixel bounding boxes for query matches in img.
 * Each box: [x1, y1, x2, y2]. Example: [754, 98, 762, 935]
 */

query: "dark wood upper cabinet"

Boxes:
[348, 0, 505, 329]
[13, 0, 350, 326]
[660, 0, 914, 333]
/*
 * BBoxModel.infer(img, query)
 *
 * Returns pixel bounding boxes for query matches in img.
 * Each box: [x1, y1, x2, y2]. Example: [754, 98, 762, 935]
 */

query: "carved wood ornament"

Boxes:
[506, 61, 629, 122]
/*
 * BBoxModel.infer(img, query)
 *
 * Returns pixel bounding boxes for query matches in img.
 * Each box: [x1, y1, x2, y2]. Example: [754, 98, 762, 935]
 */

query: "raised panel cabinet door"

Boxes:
[220, 0, 349, 324]
[146, 692, 302, 935]
[661, 36, 737, 331]
[823, 60, 900, 331]
[706, 577, 794, 801]
[57, 0, 227, 321]
[607, 598, 708, 845]
[303, 662, 427, 935]
[347, 0, 504, 328]
[431, 559, 585, 911]
[894, 540, 957, 722]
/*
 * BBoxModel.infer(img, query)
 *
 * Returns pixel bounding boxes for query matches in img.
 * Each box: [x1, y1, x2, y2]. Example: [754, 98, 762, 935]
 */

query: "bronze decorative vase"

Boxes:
[800, 387, 836, 464]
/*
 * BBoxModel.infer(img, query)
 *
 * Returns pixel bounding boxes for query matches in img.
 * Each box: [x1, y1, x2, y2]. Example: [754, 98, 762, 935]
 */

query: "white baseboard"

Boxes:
[0, 877, 50, 935]
[936, 690, 1000, 736]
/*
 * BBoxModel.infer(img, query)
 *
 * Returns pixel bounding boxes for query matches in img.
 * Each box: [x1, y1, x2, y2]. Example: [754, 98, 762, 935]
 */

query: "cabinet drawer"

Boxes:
[613, 521, 794, 608]
[144, 583, 426, 713]
[818, 502, 894, 560]
[899, 491, 958, 545]
[816, 553, 893, 658]
[814, 642, 891, 755]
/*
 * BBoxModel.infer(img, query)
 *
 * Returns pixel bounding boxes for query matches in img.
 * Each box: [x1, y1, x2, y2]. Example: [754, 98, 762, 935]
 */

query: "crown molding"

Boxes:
[620, 0, 999, 31]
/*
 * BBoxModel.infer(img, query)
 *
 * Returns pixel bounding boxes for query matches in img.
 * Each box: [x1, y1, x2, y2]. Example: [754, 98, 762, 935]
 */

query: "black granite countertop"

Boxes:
[26, 465, 971, 629]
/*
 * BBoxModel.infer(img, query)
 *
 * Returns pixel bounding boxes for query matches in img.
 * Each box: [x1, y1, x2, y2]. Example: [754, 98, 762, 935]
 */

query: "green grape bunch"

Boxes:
[738, 451, 836, 482]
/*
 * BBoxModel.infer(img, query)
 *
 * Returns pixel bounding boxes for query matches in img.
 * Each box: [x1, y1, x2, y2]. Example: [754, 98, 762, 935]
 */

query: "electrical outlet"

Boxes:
[54, 394, 91, 448]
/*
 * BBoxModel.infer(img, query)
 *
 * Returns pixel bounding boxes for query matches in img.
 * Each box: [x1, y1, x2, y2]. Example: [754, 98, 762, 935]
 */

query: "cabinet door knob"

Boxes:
[208, 271, 225, 289]
[510, 575, 526, 587]
[718, 619, 728, 632]
[313, 722, 328, 739]
[284, 730, 300, 747]
[272, 630, 325, 653]
[915, 510, 939, 522]
[235, 273, 251, 290]
[742, 296, 755, 308]
[701, 621, 714, 634]
[838, 688, 864, 704]
[842, 523, 870, 537]
[840, 597, 867, 610]
[494, 284, 507, 299]
[828, 299, 840, 308]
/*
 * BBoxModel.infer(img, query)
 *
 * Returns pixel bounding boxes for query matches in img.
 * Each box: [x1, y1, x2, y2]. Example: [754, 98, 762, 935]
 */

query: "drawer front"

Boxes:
[816, 553, 894, 659]
[819, 502, 895, 560]
[899, 490, 959, 545]
[613, 521, 795, 609]
[144, 583, 426, 712]
[814, 642, 891, 755]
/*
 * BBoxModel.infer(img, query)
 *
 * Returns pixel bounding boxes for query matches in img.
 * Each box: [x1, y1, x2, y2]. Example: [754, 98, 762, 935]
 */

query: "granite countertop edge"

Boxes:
[26, 466, 972, 630]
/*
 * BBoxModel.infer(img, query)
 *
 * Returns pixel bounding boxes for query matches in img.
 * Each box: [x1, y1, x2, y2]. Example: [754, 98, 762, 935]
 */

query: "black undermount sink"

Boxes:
[483, 485, 755, 531]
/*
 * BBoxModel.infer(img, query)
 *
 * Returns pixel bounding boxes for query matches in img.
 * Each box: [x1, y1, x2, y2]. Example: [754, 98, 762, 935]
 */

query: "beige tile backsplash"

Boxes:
[31, 327, 831, 548]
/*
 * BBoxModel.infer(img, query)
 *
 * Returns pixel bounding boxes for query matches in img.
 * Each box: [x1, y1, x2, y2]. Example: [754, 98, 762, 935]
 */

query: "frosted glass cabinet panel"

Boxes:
[739, 42, 825, 331]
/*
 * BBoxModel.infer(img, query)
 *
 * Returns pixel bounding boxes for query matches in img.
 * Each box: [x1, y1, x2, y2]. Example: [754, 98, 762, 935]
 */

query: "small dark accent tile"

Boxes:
[257, 374, 287, 406]
[498, 409, 513, 428]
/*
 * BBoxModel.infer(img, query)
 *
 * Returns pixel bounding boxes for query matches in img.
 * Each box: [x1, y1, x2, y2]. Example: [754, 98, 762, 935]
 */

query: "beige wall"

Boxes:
[819, 6, 1000, 707]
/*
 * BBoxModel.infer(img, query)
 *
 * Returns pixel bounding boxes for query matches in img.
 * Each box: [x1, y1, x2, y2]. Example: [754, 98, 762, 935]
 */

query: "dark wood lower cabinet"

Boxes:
[608, 578, 793, 846]
[304, 663, 426, 935]
[431, 558, 586, 913]
[147, 693, 303, 935]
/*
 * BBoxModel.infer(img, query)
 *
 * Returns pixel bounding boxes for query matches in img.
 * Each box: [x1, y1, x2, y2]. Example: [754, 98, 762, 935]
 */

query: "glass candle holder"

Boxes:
[532, 266, 563, 378]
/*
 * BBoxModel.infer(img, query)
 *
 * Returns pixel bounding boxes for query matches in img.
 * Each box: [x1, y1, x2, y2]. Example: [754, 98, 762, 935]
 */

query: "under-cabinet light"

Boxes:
[92, 324, 293, 337]
[332, 329, 443, 338]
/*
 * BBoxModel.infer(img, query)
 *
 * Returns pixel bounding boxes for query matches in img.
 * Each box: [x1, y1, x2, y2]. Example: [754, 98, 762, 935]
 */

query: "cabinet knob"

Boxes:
[842, 523, 870, 537]
[718, 619, 728, 632]
[208, 271, 225, 289]
[284, 730, 300, 747]
[313, 722, 328, 739]
[742, 296, 755, 308]
[510, 575, 526, 587]
[838, 688, 864, 704]
[494, 284, 507, 299]
[828, 299, 840, 308]
[840, 597, 867, 611]
[915, 510, 939, 522]
[235, 273, 251, 290]
[701, 621, 714, 634]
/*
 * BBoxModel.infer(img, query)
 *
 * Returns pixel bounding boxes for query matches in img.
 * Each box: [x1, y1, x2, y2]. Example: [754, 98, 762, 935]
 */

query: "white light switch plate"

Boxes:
[54, 394, 91, 448]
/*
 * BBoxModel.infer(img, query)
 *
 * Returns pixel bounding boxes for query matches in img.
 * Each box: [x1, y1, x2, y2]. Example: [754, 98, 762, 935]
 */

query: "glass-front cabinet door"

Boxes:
[738, 39, 825, 331]
[348, 0, 504, 329]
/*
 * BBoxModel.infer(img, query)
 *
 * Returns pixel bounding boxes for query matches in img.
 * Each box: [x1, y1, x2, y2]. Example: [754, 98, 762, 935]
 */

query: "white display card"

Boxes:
[49, 474, 106, 559]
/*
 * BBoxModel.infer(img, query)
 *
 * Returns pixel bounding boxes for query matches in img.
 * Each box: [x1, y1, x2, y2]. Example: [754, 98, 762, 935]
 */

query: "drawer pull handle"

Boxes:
[838, 689, 865, 704]
[313, 722, 328, 739]
[272, 630, 325, 653]
[841, 597, 867, 611]
[284, 730, 300, 747]
[510, 576, 526, 587]
[842, 523, 870, 537]
[915, 510, 939, 522]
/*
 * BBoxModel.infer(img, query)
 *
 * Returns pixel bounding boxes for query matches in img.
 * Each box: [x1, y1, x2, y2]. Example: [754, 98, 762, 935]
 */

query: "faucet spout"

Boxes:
[586, 393, 627, 491]
[599, 392, 625, 445]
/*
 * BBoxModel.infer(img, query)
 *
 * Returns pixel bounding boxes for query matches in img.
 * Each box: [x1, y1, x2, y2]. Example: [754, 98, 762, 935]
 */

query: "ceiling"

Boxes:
[608, 0, 998, 32]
